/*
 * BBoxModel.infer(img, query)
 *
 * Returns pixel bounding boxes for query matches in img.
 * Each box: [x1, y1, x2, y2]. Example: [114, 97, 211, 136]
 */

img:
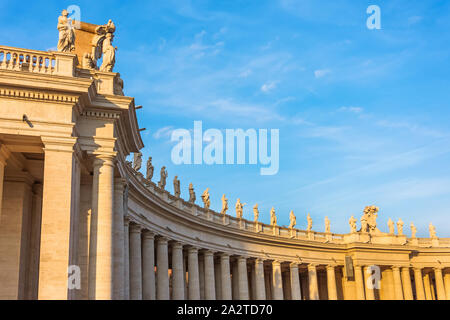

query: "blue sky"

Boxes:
[2, 0, 450, 237]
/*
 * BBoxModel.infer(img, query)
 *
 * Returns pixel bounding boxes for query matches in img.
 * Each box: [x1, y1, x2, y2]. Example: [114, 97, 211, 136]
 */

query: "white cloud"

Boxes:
[153, 126, 174, 139]
[261, 81, 277, 93]
[339, 106, 363, 114]
[239, 69, 252, 78]
[314, 69, 331, 78]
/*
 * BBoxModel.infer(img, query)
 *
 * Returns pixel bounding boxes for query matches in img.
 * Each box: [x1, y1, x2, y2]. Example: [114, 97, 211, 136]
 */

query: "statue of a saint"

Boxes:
[325, 216, 331, 233]
[429, 223, 437, 239]
[349, 216, 357, 233]
[57, 9, 75, 52]
[100, 31, 117, 72]
[397, 219, 404, 236]
[410, 223, 417, 238]
[202, 188, 210, 209]
[361, 205, 380, 234]
[306, 213, 313, 232]
[173, 176, 181, 198]
[270, 207, 277, 226]
[235, 199, 246, 219]
[220, 194, 228, 215]
[133, 152, 142, 171]
[289, 211, 296, 229]
[253, 204, 259, 223]
[158, 166, 168, 190]
[188, 183, 196, 204]
[146, 157, 154, 181]
[388, 218, 395, 235]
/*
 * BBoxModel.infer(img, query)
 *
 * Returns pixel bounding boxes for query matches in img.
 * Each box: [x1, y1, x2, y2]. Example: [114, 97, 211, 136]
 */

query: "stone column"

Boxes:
[444, 270, 450, 301]
[363, 266, 375, 300]
[392, 266, 404, 300]
[129, 224, 142, 300]
[434, 267, 447, 300]
[401, 267, 414, 300]
[308, 264, 319, 300]
[172, 242, 185, 300]
[327, 265, 338, 300]
[188, 247, 200, 300]
[156, 237, 170, 300]
[0, 144, 9, 222]
[199, 254, 205, 300]
[113, 178, 126, 300]
[88, 155, 115, 300]
[220, 253, 232, 300]
[255, 259, 266, 300]
[38, 137, 78, 300]
[290, 263, 302, 300]
[354, 266, 365, 300]
[123, 218, 130, 300]
[413, 268, 425, 300]
[272, 261, 284, 300]
[204, 251, 216, 300]
[237, 257, 249, 300]
[142, 231, 156, 300]
[215, 260, 222, 300]
[423, 272, 433, 300]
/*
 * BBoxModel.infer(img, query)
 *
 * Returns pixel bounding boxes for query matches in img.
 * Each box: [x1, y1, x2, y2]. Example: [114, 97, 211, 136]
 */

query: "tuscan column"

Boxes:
[444, 270, 450, 301]
[255, 259, 266, 300]
[220, 253, 232, 300]
[272, 261, 284, 300]
[413, 267, 425, 300]
[0, 143, 10, 222]
[327, 265, 338, 300]
[88, 155, 115, 300]
[204, 250, 216, 300]
[172, 242, 185, 300]
[423, 271, 433, 300]
[113, 178, 126, 300]
[308, 264, 319, 300]
[156, 237, 170, 300]
[392, 266, 404, 300]
[188, 247, 200, 300]
[199, 254, 205, 300]
[38, 137, 78, 300]
[363, 266, 375, 300]
[215, 260, 222, 299]
[354, 266, 365, 300]
[142, 231, 156, 300]
[129, 224, 142, 300]
[237, 256, 249, 300]
[434, 267, 446, 300]
[401, 267, 414, 300]
[290, 263, 301, 300]
[123, 217, 130, 300]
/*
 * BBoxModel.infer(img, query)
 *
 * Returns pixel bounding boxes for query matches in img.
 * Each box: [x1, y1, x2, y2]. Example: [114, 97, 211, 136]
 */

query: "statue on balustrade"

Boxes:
[235, 199, 246, 219]
[158, 166, 168, 190]
[429, 223, 437, 239]
[57, 9, 75, 52]
[325, 216, 331, 233]
[189, 183, 196, 204]
[397, 218, 404, 236]
[410, 223, 417, 238]
[202, 188, 211, 209]
[100, 26, 117, 72]
[349, 216, 357, 233]
[361, 205, 380, 234]
[289, 211, 296, 229]
[306, 213, 313, 232]
[173, 176, 181, 198]
[133, 152, 142, 171]
[253, 204, 259, 223]
[270, 207, 277, 226]
[221, 194, 228, 215]
[388, 218, 395, 235]
[146, 157, 154, 181]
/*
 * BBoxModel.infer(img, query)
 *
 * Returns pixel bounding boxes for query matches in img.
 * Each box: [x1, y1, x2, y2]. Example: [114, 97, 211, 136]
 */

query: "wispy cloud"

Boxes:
[261, 81, 277, 93]
[314, 69, 331, 78]
[338, 106, 363, 114]
[153, 126, 175, 139]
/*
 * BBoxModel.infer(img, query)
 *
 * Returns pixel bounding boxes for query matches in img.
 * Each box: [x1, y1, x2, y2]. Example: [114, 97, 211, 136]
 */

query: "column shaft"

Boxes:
[423, 272, 432, 300]
[401, 267, 414, 300]
[354, 266, 365, 300]
[290, 263, 302, 300]
[272, 261, 284, 300]
[204, 251, 216, 300]
[444, 271, 450, 301]
[123, 219, 130, 300]
[392, 267, 404, 300]
[142, 232, 156, 300]
[327, 266, 338, 300]
[434, 268, 447, 300]
[413, 268, 425, 300]
[0, 144, 9, 222]
[188, 248, 200, 300]
[363, 266, 375, 300]
[129, 224, 142, 300]
[237, 257, 249, 300]
[156, 238, 170, 300]
[308, 264, 319, 300]
[113, 178, 125, 300]
[172, 242, 185, 300]
[255, 259, 266, 300]
[220, 254, 232, 300]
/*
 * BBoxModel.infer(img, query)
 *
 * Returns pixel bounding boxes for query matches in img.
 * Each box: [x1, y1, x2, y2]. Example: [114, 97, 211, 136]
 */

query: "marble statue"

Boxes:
[270, 207, 277, 226]
[146, 157, 154, 181]
[99, 28, 117, 72]
[349, 216, 357, 233]
[133, 152, 142, 171]
[202, 188, 211, 209]
[220, 194, 228, 215]
[173, 176, 181, 198]
[429, 223, 437, 239]
[361, 205, 380, 234]
[57, 9, 75, 52]
[388, 218, 395, 235]
[188, 183, 196, 204]
[235, 199, 246, 219]
[307, 213, 313, 232]
[289, 211, 296, 229]
[158, 166, 167, 190]
[411, 223, 417, 238]
[397, 218, 404, 236]
[325, 216, 331, 233]
[253, 204, 259, 223]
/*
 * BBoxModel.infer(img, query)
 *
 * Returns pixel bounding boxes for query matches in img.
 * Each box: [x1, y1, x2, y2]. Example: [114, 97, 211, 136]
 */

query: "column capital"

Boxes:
[124, 215, 131, 226]
[203, 249, 214, 257]
[41, 136, 77, 153]
[142, 230, 155, 240]
[326, 265, 337, 271]
[307, 263, 318, 270]
[413, 266, 423, 272]
[255, 258, 265, 264]
[391, 266, 401, 271]
[129, 223, 142, 234]
[434, 266, 444, 272]
[114, 177, 128, 189]
[219, 252, 230, 259]
[188, 247, 199, 254]
[0, 143, 11, 165]
[289, 262, 299, 269]
[156, 236, 169, 245]
[237, 256, 248, 262]
[272, 260, 281, 266]
[93, 154, 116, 168]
